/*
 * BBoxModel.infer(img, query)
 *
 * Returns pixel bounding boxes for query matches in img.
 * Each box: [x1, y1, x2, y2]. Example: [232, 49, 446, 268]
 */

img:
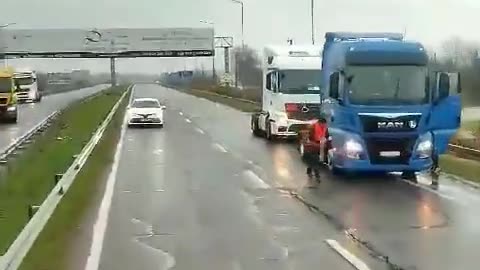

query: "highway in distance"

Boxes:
[94, 84, 480, 270]
[0, 85, 108, 151]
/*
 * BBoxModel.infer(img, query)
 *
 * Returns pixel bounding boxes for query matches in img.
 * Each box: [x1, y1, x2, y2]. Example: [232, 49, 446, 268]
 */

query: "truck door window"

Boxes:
[266, 73, 272, 91]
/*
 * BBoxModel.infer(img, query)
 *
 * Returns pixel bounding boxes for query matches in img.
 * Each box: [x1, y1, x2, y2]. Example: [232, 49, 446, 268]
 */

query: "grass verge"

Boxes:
[167, 84, 261, 112]
[18, 87, 128, 270]
[440, 154, 480, 184]
[0, 85, 128, 255]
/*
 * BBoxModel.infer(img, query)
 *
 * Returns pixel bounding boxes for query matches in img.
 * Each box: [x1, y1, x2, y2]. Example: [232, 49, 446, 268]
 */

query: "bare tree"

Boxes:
[233, 45, 262, 88]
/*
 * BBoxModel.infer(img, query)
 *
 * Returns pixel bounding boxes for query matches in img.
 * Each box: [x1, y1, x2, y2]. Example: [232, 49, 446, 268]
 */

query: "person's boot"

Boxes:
[314, 169, 321, 182]
[306, 167, 313, 177]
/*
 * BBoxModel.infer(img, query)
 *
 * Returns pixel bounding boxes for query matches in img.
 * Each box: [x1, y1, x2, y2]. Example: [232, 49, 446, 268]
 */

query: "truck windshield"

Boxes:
[0, 78, 12, 93]
[278, 70, 321, 94]
[15, 77, 35, 85]
[346, 66, 428, 105]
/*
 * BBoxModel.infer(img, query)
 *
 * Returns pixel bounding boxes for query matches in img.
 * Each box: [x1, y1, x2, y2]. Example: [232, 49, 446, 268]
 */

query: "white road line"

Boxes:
[84, 111, 128, 270]
[401, 179, 467, 205]
[179, 112, 183, 116]
[195, 128, 205, 134]
[185, 118, 192, 123]
[213, 143, 228, 153]
[325, 239, 371, 270]
[243, 170, 271, 189]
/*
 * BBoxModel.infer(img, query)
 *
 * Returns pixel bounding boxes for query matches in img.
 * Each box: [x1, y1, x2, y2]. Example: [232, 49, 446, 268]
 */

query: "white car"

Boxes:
[127, 98, 166, 127]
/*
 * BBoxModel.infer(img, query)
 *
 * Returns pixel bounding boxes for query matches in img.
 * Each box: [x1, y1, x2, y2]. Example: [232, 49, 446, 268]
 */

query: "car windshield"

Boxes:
[0, 78, 12, 93]
[278, 69, 321, 94]
[132, 100, 160, 108]
[14, 77, 34, 85]
[345, 65, 428, 105]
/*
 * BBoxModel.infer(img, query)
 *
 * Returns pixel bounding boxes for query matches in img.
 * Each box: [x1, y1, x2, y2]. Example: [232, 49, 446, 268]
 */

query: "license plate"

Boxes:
[379, 151, 400, 157]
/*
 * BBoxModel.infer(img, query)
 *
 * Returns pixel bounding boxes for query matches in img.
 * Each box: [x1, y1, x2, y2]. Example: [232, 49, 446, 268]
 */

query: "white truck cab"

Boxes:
[13, 69, 41, 103]
[251, 45, 322, 140]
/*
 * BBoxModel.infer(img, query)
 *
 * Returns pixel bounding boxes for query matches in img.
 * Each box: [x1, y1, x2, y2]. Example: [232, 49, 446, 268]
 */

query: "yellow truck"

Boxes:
[0, 67, 18, 123]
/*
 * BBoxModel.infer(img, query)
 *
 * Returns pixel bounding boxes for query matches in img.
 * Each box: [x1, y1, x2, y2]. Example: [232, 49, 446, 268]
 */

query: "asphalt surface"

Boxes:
[0, 85, 109, 152]
[99, 84, 480, 270]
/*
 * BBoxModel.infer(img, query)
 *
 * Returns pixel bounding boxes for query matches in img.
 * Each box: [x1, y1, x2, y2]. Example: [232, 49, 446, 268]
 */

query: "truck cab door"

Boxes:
[428, 72, 462, 154]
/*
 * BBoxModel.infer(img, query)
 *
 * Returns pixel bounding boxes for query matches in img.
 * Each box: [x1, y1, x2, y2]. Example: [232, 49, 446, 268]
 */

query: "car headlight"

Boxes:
[344, 139, 363, 159]
[416, 133, 433, 159]
[7, 106, 17, 112]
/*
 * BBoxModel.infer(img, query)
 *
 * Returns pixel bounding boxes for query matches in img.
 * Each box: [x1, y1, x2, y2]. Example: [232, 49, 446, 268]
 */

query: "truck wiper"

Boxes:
[393, 78, 400, 101]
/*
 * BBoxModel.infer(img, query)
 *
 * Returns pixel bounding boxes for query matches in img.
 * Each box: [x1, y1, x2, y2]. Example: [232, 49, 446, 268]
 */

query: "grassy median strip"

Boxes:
[18, 87, 128, 270]
[0, 85, 127, 255]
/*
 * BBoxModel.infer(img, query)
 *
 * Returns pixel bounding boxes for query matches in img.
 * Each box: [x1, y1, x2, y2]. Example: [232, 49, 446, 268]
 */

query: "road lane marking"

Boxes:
[212, 143, 228, 153]
[195, 127, 205, 134]
[179, 112, 183, 116]
[185, 118, 192, 123]
[84, 113, 128, 270]
[325, 239, 371, 270]
[401, 179, 467, 206]
[243, 170, 271, 189]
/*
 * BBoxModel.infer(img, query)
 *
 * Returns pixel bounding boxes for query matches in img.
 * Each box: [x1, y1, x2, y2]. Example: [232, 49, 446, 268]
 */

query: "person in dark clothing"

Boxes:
[305, 116, 328, 181]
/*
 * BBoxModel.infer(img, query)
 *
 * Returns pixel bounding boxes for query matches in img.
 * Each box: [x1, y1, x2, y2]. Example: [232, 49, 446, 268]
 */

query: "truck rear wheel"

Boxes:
[265, 119, 275, 141]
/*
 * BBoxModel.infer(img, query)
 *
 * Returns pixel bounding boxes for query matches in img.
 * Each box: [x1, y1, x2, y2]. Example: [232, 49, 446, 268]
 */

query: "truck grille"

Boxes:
[359, 114, 421, 133]
[365, 136, 417, 165]
[287, 103, 321, 121]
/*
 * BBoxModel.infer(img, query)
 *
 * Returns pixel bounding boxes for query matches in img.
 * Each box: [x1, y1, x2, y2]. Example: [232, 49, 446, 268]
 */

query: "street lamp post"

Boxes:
[0, 23, 16, 67]
[230, 0, 244, 48]
[230, 0, 244, 88]
[310, 0, 315, 45]
[200, 20, 216, 82]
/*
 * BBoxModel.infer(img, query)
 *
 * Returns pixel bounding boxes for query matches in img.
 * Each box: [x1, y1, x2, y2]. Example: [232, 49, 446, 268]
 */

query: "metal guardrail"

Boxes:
[448, 143, 480, 159]
[0, 85, 131, 270]
[0, 111, 59, 162]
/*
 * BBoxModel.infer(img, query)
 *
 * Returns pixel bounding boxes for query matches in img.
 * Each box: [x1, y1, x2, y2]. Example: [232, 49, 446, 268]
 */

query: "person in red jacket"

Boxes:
[306, 115, 329, 180]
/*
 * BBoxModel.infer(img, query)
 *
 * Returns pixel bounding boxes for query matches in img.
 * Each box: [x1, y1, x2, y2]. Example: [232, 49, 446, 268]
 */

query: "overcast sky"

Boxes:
[2, 0, 480, 74]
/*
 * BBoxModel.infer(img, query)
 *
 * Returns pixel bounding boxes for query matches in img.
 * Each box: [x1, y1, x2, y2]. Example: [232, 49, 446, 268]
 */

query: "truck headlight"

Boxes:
[275, 112, 288, 126]
[416, 133, 433, 159]
[7, 106, 17, 112]
[344, 139, 363, 159]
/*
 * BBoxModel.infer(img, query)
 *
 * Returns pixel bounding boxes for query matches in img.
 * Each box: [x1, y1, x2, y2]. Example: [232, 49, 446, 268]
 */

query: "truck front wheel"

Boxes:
[251, 114, 262, 137]
[265, 120, 274, 141]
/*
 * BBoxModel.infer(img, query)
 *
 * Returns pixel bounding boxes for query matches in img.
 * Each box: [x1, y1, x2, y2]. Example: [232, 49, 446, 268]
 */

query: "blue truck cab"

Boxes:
[320, 32, 461, 175]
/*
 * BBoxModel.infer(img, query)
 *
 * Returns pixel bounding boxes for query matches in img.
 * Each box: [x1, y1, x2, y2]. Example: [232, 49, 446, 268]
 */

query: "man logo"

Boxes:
[378, 121, 403, 129]
[408, 120, 417, 129]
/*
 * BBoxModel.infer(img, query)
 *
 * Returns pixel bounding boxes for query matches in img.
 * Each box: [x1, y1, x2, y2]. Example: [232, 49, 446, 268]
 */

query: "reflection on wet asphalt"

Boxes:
[99, 84, 480, 270]
[0, 85, 108, 151]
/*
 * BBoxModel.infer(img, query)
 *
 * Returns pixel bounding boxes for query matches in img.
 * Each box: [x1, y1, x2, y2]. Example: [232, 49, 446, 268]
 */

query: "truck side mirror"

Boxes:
[456, 73, 462, 94]
[436, 72, 450, 101]
[329, 72, 340, 99]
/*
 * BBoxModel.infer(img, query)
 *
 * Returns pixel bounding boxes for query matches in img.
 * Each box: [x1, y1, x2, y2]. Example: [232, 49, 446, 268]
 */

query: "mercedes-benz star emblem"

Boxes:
[301, 105, 309, 113]
[85, 30, 102, 43]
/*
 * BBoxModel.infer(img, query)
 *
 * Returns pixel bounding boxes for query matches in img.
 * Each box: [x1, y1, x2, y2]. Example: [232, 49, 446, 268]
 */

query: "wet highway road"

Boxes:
[98, 84, 480, 270]
[0, 85, 108, 151]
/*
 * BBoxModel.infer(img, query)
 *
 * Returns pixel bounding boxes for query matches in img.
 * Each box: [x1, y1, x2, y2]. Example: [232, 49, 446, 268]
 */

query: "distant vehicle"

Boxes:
[13, 69, 42, 103]
[250, 45, 322, 140]
[0, 67, 18, 123]
[127, 98, 166, 128]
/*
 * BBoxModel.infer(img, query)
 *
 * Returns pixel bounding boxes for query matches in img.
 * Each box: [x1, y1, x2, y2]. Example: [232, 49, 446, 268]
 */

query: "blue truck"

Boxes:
[318, 32, 461, 178]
